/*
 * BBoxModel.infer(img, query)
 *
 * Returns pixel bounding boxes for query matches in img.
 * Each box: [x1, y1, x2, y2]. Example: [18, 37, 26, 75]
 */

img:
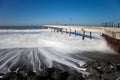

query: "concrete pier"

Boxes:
[44, 25, 120, 53]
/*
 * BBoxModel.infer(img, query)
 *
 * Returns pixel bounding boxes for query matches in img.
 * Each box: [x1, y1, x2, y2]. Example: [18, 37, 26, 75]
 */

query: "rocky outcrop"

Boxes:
[0, 68, 84, 80]
[1, 62, 120, 80]
[86, 62, 120, 80]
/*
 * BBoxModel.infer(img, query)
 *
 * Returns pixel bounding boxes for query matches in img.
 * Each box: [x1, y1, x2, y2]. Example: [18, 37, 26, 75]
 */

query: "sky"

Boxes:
[0, 0, 120, 26]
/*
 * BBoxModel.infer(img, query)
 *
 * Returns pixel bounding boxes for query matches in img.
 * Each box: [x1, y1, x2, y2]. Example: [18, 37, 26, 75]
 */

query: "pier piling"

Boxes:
[90, 32, 92, 39]
[75, 30, 76, 36]
[82, 31, 85, 40]
[61, 29, 63, 34]
[66, 29, 67, 34]
[69, 29, 71, 36]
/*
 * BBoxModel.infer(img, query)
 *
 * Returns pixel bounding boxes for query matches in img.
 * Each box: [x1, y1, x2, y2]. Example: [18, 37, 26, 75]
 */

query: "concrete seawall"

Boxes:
[103, 27, 120, 40]
[102, 34, 120, 53]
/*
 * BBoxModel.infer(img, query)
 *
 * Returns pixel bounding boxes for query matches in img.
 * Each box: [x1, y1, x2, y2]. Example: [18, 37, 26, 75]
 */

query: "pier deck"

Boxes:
[43, 25, 120, 40]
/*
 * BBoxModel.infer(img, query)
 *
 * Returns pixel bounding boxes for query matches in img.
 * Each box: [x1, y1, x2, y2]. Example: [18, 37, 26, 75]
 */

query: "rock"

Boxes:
[60, 71, 70, 80]
[27, 71, 36, 77]
[116, 64, 120, 71]
[36, 68, 55, 80]
[102, 66, 111, 73]
[0, 73, 4, 76]
[67, 75, 76, 80]
[0, 73, 4, 79]
[51, 69, 62, 80]
[87, 76, 101, 80]
[46, 68, 55, 76]
[18, 71, 27, 78]
[10, 73, 22, 80]
[86, 66, 98, 77]
[67, 74, 84, 80]
[100, 62, 110, 68]
[38, 69, 48, 77]
[26, 71, 36, 80]
[2, 72, 12, 80]
[102, 73, 118, 80]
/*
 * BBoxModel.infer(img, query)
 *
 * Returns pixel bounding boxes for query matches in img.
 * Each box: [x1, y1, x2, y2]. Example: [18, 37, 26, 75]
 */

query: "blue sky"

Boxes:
[0, 0, 120, 26]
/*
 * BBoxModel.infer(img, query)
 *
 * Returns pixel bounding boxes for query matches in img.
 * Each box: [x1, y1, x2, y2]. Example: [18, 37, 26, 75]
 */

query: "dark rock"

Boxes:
[51, 69, 62, 80]
[116, 64, 120, 71]
[60, 71, 70, 80]
[0, 73, 4, 80]
[102, 73, 118, 80]
[46, 68, 55, 75]
[10, 73, 22, 80]
[67, 74, 84, 80]
[92, 66, 103, 74]
[27, 71, 36, 77]
[18, 71, 27, 78]
[2, 72, 12, 80]
[36, 68, 55, 80]
[67, 75, 76, 80]
[86, 66, 98, 77]
[38, 70, 48, 77]
[0, 73, 4, 76]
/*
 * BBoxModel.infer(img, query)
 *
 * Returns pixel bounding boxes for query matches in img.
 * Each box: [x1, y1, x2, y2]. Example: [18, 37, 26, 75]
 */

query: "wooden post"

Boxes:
[54, 28, 55, 32]
[61, 28, 63, 34]
[90, 32, 92, 39]
[69, 29, 71, 36]
[82, 31, 85, 40]
[66, 29, 67, 34]
[75, 30, 76, 36]
[57, 28, 58, 33]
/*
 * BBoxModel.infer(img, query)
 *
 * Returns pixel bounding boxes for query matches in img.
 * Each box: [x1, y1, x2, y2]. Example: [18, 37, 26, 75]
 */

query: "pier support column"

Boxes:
[66, 29, 67, 34]
[57, 28, 58, 33]
[90, 32, 92, 39]
[75, 30, 76, 36]
[69, 29, 71, 36]
[61, 29, 63, 34]
[82, 31, 85, 40]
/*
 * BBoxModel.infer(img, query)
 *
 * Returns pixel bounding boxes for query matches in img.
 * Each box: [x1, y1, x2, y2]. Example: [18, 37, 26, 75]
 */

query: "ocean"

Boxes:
[0, 27, 119, 75]
[0, 26, 43, 29]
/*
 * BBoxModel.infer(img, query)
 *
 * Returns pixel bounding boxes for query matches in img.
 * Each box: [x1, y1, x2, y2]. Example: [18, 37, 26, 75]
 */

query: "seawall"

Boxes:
[102, 34, 120, 53]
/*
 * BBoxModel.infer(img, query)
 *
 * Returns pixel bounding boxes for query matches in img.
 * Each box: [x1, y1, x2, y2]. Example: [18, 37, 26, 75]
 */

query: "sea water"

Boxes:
[0, 26, 118, 74]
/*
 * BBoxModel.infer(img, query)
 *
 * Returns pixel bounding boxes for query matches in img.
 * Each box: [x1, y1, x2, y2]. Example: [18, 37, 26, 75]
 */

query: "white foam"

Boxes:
[0, 29, 115, 74]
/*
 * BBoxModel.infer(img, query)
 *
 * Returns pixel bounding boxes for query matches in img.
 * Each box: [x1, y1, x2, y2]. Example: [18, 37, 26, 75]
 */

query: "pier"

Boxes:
[43, 25, 120, 53]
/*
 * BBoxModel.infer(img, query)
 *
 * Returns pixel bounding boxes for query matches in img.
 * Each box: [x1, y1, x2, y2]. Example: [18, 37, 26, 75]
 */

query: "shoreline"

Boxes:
[0, 62, 120, 80]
